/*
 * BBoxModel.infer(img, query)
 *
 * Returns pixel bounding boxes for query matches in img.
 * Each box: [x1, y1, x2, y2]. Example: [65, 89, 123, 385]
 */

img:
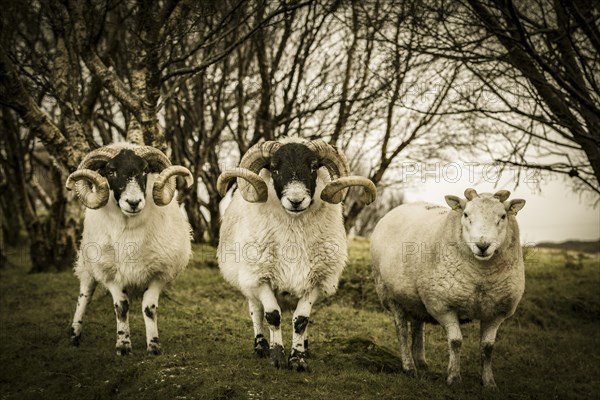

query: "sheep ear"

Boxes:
[493, 190, 510, 202]
[464, 188, 478, 200]
[445, 195, 465, 211]
[506, 199, 526, 215]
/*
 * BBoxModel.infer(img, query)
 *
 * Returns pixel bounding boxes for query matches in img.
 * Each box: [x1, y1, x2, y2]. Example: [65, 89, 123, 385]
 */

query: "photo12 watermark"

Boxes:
[399, 161, 541, 185]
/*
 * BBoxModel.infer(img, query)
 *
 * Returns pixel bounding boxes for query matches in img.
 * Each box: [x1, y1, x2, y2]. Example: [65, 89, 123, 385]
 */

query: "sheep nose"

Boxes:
[289, 199, 303, 208]
[126, 199, 141, 209]
[476, 242, 490, 253]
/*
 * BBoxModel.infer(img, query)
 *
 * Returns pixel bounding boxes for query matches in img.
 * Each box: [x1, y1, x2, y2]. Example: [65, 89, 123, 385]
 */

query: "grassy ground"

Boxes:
[1, 238, 599, 400]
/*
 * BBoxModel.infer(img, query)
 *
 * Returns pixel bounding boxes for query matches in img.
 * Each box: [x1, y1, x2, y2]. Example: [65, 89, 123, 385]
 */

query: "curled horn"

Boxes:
[217, 168, 268, 203]
[134, 146, 172, 171]
[320, 176, 377, 205]
[239, 141, 281, 172]
[225, 141, 280, 202]
[153, 166, 194, 206]
[464, 188, 479, 201]
[65, 147, 120, 209]
[493, 190, 511, 202]
[134, 146, 193, 206]
[307, 139, 376, 204]
[66, 170, 110, 209]
[306, 139, 349, 179]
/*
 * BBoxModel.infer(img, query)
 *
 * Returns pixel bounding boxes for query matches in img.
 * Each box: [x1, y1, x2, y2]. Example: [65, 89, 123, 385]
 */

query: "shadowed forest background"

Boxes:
[1, 0, 599, 273]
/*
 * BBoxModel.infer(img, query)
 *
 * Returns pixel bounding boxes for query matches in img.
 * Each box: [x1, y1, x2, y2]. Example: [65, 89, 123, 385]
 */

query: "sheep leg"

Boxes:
[480, 318, 503, 389]
[249, 299, 269, 358]
[255, 285, 285, 368]
[106, 283, 132, 355]
[142, 280, 165, 355]
[69, 275, 97, 346]
[410, 319, 428, 369]
[438, 313, 463, 385]
[289, 288, 319, 372]
[388, 302, 416, 376]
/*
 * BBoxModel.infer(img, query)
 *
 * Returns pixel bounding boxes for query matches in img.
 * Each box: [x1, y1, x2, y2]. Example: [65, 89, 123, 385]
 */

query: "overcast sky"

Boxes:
[399, 161, 599, 244]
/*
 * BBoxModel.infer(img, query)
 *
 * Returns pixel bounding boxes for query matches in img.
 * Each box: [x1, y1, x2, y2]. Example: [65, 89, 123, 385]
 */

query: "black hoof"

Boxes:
[70, 334, 81, 347]
[147, 347, 161, 355]
[69, 327, 81, 347]
[288, 350, 309, 372]
[254, 334, 270, 358]
[116, 342, 132, 356]
[147, 340, 162, 355]
[269, 344, 286, 368]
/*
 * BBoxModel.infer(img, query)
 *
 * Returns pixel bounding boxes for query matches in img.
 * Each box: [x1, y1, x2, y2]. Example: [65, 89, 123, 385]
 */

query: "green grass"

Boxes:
[1, 239, 599, 400]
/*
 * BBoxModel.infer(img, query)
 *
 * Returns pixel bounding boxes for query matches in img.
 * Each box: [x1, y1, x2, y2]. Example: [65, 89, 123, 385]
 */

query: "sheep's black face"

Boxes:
[270, 143, 319, 215]
[101, 149, 149, 216]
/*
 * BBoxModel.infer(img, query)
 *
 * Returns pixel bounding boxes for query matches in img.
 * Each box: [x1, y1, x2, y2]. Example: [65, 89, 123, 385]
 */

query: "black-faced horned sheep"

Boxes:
[217, 138, 376, 371]
[66, 143, 193, 355]
[371, 188, 526, 388]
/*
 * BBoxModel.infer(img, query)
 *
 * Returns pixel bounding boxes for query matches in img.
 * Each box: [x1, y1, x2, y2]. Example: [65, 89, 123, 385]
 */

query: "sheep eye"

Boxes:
[107, 170, 117, 177]
[501, 214, 506, 220]
[463, 212, 468, 218]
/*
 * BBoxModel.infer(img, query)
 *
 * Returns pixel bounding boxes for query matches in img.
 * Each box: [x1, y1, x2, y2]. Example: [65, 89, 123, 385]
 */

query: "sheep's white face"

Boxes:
[445, 191, 526, 262]
[103, 150, 148, 217]
[460, 197, 508, 261]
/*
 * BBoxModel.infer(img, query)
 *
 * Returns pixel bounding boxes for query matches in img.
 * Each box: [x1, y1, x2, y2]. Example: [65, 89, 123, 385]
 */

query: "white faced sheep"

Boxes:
[371, 188, 526, 388]
[66, 143, 193, 355]
[217, 138, 376, 371]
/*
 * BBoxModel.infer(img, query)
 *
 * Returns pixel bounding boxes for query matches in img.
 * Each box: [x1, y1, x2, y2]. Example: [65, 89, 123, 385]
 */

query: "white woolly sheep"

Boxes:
[216, 138, 376, 371]
[371, 188, 526, 388]
[66, 143, 193, 355]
